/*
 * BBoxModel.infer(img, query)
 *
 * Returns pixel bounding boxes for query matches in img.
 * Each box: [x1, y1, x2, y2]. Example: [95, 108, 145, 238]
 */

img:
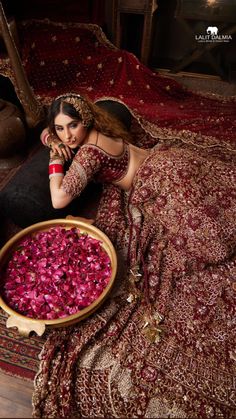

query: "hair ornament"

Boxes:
[55, 92, 83, 101]
[55, 93, 94, 128]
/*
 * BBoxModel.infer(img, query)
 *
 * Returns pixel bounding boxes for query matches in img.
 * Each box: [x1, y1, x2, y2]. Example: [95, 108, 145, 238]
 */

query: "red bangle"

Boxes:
[48, 164, 64, 175]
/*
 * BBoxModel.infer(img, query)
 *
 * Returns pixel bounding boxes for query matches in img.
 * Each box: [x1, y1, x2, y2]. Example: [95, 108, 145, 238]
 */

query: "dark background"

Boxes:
[1, 0, 236, 82]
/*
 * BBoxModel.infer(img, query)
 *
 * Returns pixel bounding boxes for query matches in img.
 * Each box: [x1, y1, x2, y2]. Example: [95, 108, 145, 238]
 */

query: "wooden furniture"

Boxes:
[112, 0, 157, 65]
[0, 2, 45, 127]
[0, 16, 20, 51]
[173, 0, 236, 80]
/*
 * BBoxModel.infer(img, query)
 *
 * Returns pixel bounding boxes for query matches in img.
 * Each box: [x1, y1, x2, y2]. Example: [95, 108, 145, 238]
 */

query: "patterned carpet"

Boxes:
[0, 310, 44, 381]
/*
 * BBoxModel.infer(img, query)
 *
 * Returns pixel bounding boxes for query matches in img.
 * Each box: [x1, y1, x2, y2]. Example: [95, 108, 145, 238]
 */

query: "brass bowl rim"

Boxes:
[0, 219, 117, 325]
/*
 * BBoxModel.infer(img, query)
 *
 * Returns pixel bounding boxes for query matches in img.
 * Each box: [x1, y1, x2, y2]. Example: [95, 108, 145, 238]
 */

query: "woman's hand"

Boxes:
[50, 138, 73, 161]
[49, 148, 66, 165]
[40, 128, 73, 161]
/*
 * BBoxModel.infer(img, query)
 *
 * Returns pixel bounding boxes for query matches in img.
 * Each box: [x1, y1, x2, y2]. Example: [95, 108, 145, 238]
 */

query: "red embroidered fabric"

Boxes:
[91, 142, 130, 182]
[32, 136, 236, 419]
[62, 142, 130, 198]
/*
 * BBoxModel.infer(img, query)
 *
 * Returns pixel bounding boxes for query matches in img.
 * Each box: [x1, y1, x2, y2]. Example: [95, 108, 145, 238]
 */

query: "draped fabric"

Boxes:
[0, 20, 236, 418]
[1, 19, 236, 148]
[32, 135, 236, 418]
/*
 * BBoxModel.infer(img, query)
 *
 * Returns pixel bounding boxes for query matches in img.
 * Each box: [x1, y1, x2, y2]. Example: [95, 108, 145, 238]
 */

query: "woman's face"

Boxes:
[54, 112, 88, 148]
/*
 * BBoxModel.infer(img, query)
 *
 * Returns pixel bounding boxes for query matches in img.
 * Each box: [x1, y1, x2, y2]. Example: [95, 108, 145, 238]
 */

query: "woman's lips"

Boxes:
[66, 139, 77, 147]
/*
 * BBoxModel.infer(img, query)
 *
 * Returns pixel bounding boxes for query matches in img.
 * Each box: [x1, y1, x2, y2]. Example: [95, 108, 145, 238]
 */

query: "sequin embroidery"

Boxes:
[62, 142, 130, 198]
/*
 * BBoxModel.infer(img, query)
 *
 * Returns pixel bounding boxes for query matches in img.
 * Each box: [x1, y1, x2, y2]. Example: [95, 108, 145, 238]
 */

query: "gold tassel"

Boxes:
[141, 312, 164, 344]
[127, 267, 165, 344]
[127, 266, 142, 303]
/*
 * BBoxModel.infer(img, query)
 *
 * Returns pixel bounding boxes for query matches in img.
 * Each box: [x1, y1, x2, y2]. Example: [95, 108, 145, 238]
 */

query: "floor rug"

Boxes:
[0, 309, 44, 381]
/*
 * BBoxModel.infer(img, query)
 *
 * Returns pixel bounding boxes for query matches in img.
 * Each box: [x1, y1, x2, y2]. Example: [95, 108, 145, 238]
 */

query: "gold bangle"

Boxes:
[49, 155, 65, 164]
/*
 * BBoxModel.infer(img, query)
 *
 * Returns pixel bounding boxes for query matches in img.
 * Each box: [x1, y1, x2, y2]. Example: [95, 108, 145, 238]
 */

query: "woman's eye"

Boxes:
[55, 126, 63, 132]
[70, 123, 78, 129]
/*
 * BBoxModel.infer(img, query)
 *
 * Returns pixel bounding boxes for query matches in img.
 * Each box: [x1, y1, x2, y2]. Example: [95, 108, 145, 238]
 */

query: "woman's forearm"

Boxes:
[49, 158, 73, 209]
[49, 175, 73, 209]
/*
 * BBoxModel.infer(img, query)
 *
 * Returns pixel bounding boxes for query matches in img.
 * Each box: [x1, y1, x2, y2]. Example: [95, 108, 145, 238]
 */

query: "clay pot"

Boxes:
[0, 99, 26, 169]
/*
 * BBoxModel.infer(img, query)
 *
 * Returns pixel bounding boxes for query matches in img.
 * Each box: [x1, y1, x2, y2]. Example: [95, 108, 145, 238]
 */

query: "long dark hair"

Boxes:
[47, 94, 133, 143]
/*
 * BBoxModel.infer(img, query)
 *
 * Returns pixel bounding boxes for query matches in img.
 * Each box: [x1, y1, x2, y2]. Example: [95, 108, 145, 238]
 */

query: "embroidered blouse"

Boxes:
[61, 142, 130, 198]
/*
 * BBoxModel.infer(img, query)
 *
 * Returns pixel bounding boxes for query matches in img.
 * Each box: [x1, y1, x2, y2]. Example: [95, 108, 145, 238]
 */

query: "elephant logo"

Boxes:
[206, 26, 218, 35]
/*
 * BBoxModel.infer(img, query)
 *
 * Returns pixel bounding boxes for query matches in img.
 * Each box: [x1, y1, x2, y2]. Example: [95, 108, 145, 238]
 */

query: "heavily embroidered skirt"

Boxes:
[32, 142, 236, 418]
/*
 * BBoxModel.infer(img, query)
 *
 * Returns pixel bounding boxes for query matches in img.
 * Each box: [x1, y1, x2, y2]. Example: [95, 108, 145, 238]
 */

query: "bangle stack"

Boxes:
[42, 132, 58, 149]
[49, 162, 64, 179]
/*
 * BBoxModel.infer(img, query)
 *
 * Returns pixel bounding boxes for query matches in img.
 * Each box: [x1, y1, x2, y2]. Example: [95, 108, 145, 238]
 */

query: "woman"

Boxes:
[34, 92, 236, 418]
[41, 93, 149, 208]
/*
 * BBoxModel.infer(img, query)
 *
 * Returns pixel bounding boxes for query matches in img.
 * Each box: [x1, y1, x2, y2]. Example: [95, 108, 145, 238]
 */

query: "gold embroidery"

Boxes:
[54, 93, 94, 128]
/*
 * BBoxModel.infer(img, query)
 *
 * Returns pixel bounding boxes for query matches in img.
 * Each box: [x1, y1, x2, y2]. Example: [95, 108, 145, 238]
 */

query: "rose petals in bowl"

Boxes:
[0, 220, 117, 334]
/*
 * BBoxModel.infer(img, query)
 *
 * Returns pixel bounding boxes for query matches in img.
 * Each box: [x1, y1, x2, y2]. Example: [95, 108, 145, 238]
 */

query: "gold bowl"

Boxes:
[0, 219, 117, 336]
